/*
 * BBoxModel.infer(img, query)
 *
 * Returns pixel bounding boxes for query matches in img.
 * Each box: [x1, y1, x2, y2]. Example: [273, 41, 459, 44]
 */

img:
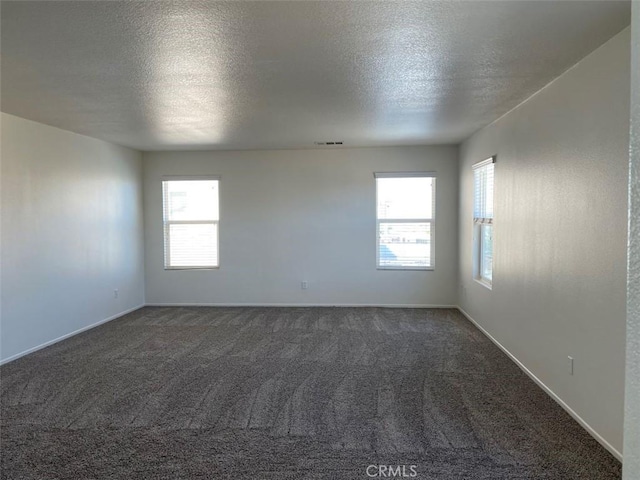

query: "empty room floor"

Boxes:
[0, 307, 622, 479]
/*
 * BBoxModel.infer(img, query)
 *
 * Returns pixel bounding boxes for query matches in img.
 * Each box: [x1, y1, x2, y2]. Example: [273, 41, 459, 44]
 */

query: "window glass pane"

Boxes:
[164, 180, 219, 221]
[378, 222, 431, 267]
[481, 224, 493, 281]
[377, 177, 433, 219]
[474, 159, 494, 284]
[167, 223, 218, 268]
[162, 179, 220, 269]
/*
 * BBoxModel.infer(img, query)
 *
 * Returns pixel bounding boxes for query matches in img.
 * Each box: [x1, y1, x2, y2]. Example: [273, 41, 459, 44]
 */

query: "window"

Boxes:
[375, 173, 435, 269]
[473, 157, 495, 286]
[162, 177, 219, 269]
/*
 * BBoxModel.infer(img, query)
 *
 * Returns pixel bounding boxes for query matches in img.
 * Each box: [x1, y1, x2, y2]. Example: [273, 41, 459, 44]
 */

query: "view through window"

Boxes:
[162, 178, 219, 269]
[375, 173, 435, 269]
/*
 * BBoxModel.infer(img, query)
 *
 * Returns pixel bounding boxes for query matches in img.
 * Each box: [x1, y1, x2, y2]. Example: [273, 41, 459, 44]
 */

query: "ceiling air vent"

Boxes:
[314, 141, 343, 145]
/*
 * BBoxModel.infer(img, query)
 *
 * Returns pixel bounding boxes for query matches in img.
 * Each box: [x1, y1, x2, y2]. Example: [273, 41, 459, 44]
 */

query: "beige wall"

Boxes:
[458, 29, 630, 456]
[143, 146, 459, 307]
[0, 113, 145, 363]
[624, 4, 640, 477]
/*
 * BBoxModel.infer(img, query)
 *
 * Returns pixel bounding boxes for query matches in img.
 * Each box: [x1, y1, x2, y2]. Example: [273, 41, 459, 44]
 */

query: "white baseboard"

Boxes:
[0, 304, 145, 365]
[145, 302, 458, 308]
[456, 306, 623, 462]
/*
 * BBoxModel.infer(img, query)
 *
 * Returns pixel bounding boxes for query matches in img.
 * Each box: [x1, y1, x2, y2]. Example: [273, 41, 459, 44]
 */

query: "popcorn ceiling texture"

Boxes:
[623, 5, 640, 479]
[0, 1, 630, 150]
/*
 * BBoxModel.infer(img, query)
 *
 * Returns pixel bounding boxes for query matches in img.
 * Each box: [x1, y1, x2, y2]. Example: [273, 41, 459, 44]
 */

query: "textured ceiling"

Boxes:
[0, 1, 631, 151]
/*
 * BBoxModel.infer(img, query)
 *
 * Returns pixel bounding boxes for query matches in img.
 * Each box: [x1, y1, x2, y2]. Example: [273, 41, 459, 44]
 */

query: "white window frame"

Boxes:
[374, 172, 436, 271]
[162, 175, 220, 270]
[472, 157, 495, 288]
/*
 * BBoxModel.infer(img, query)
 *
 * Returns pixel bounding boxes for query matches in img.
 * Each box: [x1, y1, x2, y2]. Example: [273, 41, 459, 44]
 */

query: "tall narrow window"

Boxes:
[473, 157, 495, 286]
[375, 173, 435, 270]
[162, 177, 219, 269]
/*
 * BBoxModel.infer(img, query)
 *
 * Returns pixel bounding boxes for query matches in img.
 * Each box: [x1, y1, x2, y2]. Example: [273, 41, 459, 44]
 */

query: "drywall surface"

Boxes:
[0, 113, 145, 363]
[143, 146, 458, 306]
[624, 5, 640, 478]
[458, 29, 630, 455]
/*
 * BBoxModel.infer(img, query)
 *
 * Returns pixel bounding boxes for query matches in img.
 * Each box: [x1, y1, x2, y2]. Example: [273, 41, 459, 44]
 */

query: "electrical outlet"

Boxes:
[568, 356, 574, 375]
[114, 289, 119, 299]
[301, 281, 308, 290]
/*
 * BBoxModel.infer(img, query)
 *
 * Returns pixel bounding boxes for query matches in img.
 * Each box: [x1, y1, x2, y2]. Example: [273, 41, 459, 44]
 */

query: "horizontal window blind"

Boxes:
[162, 178, 219, 269]
[473, 157, 495, 284]
[375, 174, 435, 269]
[473, 159, 494, 224]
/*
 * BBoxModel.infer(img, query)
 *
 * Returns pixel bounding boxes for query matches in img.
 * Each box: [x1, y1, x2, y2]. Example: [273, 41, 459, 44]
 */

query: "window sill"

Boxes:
[377, 266, 434, 271]
[164, 266, 220, 271]
[474, 278, 492, 290]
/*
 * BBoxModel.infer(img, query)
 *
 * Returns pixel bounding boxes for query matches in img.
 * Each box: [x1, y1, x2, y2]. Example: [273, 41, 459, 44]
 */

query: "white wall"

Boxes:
[624, 4, 640, 478]
[0, 113, 145, 363]
[458, 29, 630, 457]
[144, 146, 458, 306]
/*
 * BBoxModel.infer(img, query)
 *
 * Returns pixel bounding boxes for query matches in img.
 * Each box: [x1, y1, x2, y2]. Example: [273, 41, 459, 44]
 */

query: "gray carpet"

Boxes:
[1, 307, 622, 479]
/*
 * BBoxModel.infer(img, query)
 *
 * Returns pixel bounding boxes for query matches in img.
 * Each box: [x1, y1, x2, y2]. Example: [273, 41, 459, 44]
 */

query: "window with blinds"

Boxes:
[162, 178, 219, 269]
[375, 173, 435, 270]
[473, 157, 495, 285]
